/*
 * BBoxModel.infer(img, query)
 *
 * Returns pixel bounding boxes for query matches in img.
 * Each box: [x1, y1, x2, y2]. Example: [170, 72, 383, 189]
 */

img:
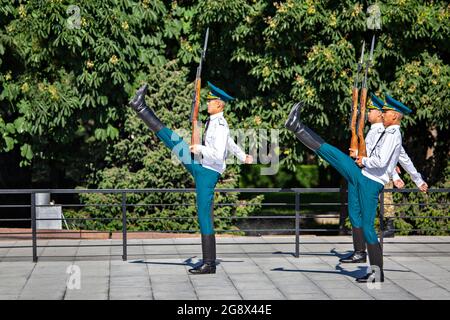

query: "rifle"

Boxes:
[349, 41, 365, 158]
[356, 34, 375, 158]
[190, 28, 210, 147]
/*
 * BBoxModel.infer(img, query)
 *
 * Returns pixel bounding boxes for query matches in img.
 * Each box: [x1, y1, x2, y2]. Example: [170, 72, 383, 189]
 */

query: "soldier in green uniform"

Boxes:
[128, 82, 252, 274]
[285, 96, 420, 282]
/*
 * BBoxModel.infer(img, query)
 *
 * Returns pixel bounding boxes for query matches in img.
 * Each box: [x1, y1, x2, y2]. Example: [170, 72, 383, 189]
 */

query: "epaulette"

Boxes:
[386, 127, 398, 134]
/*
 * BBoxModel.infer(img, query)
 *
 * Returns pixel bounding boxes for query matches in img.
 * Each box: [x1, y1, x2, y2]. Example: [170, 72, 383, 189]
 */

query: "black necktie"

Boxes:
[202, 118, 210, 145]
[369, 131, 385, 157]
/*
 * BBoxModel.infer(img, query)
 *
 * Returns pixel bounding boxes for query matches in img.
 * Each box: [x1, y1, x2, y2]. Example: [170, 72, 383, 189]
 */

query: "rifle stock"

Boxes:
[357, 87, 368, 157]
[357, 35, 375, 159]
[349, 41, 365, 158]
[191, 79, 201, 145]
[349, 87, 359, 157]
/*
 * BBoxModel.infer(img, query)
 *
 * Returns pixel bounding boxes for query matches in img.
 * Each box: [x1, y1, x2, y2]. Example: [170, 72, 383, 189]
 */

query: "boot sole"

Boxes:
[284, 102, 303, 129]
[339, 259, 367, 264]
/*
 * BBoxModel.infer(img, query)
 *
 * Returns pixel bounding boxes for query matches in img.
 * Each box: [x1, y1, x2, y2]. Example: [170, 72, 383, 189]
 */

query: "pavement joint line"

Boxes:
[386, 256, 450, 294]
[317, 237, 419, 299]
[382, 256, 430, 299]
[416, 240, 450, 255]
[107, 248, 112, 300]
[313, 243, 377, 299]
[143, 242, 155, 300]
[0, 240, 16, 261]
[423, 256, 450, 272]
[62, 240, 81, 300]
[17, 261, 38, 300]
[385, 277, 428, 300]
[238, 238, 290, 300]
[285, 238, 342, 300]
[320, 236, 438, 299]
[218, 263, 244, 300]
[319, 238, 448, 300]
[173, 238, 199, 300]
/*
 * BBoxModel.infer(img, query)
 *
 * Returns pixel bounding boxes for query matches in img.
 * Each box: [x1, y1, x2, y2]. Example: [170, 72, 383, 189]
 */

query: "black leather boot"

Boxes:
[340, 227, 367, 263]
[356, 243, 384, 283]
[382, 219, 395, 238]
[340, 250, 367, 263]
[128, 84, 164, 132]
[285, 102, 324, 152]
[189, 234, 216, 275]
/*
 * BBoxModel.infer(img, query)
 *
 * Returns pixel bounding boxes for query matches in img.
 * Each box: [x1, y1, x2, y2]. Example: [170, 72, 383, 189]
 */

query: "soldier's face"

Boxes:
[207, 99, 224, 115]
[382, 110, 398, 126]
[368, 109, 382, 124]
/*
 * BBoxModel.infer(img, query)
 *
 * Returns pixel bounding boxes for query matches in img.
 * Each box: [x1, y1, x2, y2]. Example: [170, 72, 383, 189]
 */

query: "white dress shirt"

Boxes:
[391, 148, 425, 187]
[227, 136, 247, 163]
[364, 123, 424, 187]
[361, 125, 402, 185]
[365, 123, 385, 156]
[198, 112, 245, 174]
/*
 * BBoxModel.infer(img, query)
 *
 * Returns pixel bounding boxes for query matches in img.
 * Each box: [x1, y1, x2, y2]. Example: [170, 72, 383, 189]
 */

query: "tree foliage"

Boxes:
[0, 1, 448, 231]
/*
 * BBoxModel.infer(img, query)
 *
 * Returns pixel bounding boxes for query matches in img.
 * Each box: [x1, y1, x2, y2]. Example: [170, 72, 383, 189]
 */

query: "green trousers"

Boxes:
[156, 127, 220, 235]
[316, 143, 384, 244]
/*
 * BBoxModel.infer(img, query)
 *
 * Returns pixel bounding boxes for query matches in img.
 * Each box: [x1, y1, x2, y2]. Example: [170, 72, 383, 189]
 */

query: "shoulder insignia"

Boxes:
[218, 118, 226, 126]
[386, 127, 397, 134]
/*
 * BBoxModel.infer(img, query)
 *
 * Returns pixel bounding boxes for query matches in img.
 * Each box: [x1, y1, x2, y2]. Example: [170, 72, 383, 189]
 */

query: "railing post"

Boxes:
[122, 192, 127, 261]
[31, 192, 38, 263]
[339, 180, 348, 235]
[295, 192, 300, 258]
[379, 190, 384, 252]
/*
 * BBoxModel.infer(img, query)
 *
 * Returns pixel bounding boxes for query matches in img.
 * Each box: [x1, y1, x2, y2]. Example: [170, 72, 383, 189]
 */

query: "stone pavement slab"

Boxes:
[0, 235, 448, 300]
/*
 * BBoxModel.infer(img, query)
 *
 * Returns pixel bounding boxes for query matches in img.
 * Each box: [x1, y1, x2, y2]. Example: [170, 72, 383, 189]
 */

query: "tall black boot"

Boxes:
[189, 234, 216, 274]
[340, 227, 367, 263]
[356, 243, 384, 283]
[382, 219, 395, 238]
[285, 102, 324, 152]
[128, 84, 164, 132]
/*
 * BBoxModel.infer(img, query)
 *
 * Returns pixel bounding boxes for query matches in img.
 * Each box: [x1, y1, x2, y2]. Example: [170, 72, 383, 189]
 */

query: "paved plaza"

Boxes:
[0, 235, 449, 300]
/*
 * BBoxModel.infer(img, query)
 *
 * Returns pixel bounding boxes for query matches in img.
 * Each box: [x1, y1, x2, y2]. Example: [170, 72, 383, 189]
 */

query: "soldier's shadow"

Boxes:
[130, 257, 244, 268]
[271, 265, 369, 279]
[330, 248, 355, 259]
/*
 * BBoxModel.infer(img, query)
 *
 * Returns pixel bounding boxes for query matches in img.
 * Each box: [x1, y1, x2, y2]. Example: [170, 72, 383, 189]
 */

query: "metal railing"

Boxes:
[0, 188, 448, 262]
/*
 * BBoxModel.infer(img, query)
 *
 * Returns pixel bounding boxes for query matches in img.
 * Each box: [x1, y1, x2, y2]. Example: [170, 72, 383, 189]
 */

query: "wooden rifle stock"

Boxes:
[191, 79, 201, 146]
[356, 35, 375, 158]
[349, 41, 365, 158]
[357, 87, 368, 157]
[349, 87, 359, 157]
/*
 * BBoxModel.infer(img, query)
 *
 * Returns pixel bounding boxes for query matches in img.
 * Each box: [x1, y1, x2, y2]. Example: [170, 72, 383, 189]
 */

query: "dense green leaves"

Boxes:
[0, 1, 448, 219]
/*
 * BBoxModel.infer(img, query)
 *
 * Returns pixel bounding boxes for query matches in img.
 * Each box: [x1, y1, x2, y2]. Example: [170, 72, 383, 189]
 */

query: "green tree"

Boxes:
[1, 1, 448, 233]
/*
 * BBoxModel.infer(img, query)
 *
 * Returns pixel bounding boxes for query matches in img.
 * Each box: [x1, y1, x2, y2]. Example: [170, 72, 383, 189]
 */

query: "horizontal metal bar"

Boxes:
[0, 205, 31, 208]
[2, 241, 450, 250]
[2, 202, 447, 210]
[1, 188, 448, 195]
[1, 215, 448, 224]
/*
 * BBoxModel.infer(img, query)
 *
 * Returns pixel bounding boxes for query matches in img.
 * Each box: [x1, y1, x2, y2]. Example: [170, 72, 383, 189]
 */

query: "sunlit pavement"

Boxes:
[0, 235, 449, 300]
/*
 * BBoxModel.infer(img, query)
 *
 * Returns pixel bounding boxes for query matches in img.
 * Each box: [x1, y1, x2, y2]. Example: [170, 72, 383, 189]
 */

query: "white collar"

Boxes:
[370, 122, 385, 130]
[385, 124, 400, 130]
[209, 112, 223, 120]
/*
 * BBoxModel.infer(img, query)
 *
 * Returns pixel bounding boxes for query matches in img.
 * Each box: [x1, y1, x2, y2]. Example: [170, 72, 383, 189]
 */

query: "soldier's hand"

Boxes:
[395, 166, 401, 174]
[419, 182, 428, 193]
[349, 148, 358, 159]
[393, 179, 405, 189]
[244, 155, 254, 164]
[355, 156, 364, 168]
[189, 145, 201, 155]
